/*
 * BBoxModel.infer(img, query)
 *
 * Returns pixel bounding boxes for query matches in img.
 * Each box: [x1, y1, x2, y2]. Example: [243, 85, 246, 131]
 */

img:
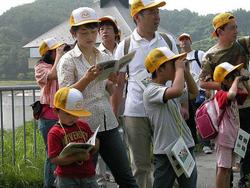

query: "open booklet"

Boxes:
[59, 126, 100, 158]
[96, 50, 136, 81]
[134, 69, 152, 90]
[170, 137, 195, 178]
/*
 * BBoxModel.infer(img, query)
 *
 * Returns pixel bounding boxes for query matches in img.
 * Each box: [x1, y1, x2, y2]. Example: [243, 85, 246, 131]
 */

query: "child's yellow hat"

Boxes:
[39, 38, 63, 56]
[144, 47, 186, 73]
[213, 62, 244, 82]
[54, 87, 91, 117]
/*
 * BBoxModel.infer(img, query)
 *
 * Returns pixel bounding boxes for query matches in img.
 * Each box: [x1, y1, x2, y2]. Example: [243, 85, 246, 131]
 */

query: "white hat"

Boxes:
[70, 7, 100, 27]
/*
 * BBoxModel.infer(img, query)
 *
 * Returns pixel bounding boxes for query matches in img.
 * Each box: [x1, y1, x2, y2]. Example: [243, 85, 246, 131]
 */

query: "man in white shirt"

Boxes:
[98, 16, 119, 58]
[178, 33, 213, 154]
[113, 1, 178, 187]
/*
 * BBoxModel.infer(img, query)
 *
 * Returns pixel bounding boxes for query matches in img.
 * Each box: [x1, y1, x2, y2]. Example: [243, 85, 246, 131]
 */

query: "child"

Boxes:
[213, 62, 249, 188]
[48, 87, 99, 188]
[143, 47, 198, 188]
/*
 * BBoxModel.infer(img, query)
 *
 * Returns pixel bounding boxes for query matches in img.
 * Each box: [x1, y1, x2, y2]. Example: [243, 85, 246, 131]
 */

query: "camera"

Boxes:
[239, 76, 249, 81]
[63, 44, 71, 52]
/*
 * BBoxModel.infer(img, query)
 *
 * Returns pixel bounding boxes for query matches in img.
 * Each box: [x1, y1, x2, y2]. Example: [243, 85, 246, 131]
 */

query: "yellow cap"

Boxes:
[145, 47, 187, 73]
[178, 33, 192, 42]
[54, 87, 91, 117]
[211, 12, 235, 37]
[39, 38, 63, 56]
[70, 7, 100, 27]
[130, 0, 166, 17]
[213, 62, 243, 82]
[99, 15, 119, 32]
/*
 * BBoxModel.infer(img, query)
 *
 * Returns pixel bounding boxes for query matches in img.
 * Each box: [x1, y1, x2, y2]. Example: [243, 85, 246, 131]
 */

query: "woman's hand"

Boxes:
[84, 65, 101, 82]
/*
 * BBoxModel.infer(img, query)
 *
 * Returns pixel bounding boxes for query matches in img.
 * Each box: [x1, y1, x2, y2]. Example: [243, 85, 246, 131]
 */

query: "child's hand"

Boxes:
[84, 65, 101, 82]
[175, 56, 186, 71]
[75, 151, 90, 162]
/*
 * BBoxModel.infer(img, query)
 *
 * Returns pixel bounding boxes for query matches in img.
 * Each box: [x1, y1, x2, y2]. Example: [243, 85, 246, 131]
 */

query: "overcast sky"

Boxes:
[1, 0, 250, 16]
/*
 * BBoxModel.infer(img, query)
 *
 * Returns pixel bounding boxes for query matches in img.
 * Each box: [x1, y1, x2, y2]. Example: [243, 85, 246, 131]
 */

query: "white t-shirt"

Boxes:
[143, 82, 195, 154]
[115, 29, 178, 117]
[186, 50, 205, 87]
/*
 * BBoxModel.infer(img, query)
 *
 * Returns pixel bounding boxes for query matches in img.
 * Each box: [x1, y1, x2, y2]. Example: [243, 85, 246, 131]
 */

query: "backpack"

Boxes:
[195, 97, 225, 140]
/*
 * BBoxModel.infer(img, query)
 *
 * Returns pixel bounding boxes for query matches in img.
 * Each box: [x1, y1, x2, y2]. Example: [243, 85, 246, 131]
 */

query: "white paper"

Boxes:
[171, 137, 195, 178]
[234, 128, 250, 158]
[134, 69, 152, 90]
[96, 51, 136, 81]
[164, 139, 184, 177]
[59, 126, 100, 158]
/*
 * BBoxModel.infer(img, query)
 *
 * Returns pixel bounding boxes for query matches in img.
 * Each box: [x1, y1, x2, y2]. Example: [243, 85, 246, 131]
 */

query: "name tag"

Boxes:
[234, 128, 250, 158]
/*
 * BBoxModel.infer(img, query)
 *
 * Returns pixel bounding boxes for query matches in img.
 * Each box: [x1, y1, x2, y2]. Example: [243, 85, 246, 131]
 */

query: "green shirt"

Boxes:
[200, 36, 250, 81]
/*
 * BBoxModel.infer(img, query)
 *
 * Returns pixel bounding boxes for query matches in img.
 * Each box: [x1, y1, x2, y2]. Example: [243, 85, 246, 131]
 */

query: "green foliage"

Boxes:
[0, 122, 45, 187]
[0, 0, 249, 79]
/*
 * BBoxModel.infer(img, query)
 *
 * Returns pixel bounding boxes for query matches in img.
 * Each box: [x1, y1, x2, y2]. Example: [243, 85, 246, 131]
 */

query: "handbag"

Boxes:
[30, 101, 43, 120]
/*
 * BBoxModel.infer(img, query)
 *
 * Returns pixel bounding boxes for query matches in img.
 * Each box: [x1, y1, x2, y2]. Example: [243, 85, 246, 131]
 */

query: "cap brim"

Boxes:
[167, 52, 187, 62]
[228, 63, 244, 75]
[71, 19, 100, 27]
[62, 108, 92, 117]
[50, 42, 64, 50]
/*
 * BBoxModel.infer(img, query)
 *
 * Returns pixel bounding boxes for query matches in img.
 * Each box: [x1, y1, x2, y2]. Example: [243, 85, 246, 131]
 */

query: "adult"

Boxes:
[57, 7, 138, 188]
[35, 37, 65, 188]
[98, 15, 119, 57]
[199, 12, 250, 188]
[114, 0, 179, 187]
[178, 33, 213, 154]
[97, 15, 120, 186]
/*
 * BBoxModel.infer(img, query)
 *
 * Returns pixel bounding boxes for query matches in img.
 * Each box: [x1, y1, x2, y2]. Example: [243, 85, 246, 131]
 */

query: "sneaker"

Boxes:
[232, 162, 240, 173]
[202, 146, 212, 154]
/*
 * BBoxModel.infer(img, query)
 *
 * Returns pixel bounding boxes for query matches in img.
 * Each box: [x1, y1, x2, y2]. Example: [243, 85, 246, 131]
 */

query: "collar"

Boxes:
[132, 29, 160, 42]
[98, 42, 117, 55]
[71, 43, 100, 58]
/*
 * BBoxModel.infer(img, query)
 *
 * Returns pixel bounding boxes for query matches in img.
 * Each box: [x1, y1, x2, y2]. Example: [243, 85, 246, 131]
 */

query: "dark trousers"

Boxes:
[95, 127, 138, 188]
[239, 107, 250, 184]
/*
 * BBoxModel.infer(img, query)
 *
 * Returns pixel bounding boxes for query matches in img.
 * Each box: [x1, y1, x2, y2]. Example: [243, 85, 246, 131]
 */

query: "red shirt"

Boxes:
[48, 120, 95, 178]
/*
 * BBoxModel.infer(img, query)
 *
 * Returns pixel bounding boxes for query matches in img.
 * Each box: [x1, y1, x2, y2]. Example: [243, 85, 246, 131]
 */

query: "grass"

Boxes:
[0, 81, 36, 86]
[0, 121, 45, 188]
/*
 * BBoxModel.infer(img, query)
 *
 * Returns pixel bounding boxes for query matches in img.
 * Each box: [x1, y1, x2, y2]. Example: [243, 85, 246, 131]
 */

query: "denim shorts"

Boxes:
[55, 176, 98, 188]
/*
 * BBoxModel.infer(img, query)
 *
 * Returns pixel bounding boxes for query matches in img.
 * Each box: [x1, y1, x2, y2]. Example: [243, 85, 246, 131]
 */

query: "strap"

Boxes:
[124, 36, 131, 55]
[194, 50, 201, 68]
[159, 32, 172, 51]
[123, 36, 131, 95]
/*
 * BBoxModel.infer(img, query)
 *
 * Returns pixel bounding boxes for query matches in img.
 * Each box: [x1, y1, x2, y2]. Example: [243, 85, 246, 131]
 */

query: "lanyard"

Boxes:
[58, 122, 85, 145]
[169, 99, 183, 137]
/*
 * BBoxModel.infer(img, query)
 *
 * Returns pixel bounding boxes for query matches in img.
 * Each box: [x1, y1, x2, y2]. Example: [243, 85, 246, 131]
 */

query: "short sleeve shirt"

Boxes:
[200, 36, 250, 82]
[143, 83, 195, 154]
[115, 29, 179, 117]
[48, 120, 95, 178]
[57, 45, 118, 132]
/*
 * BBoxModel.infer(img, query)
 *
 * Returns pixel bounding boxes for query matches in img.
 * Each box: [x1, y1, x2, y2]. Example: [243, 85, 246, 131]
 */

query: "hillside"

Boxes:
[0, 0, 249, 80]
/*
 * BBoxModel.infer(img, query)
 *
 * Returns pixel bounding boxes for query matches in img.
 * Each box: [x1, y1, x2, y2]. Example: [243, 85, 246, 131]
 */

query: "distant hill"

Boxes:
[0, 0, 249, 80]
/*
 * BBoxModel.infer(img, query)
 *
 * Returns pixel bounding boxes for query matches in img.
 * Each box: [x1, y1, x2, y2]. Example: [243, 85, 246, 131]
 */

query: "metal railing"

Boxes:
[0, 85, 40, 165]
